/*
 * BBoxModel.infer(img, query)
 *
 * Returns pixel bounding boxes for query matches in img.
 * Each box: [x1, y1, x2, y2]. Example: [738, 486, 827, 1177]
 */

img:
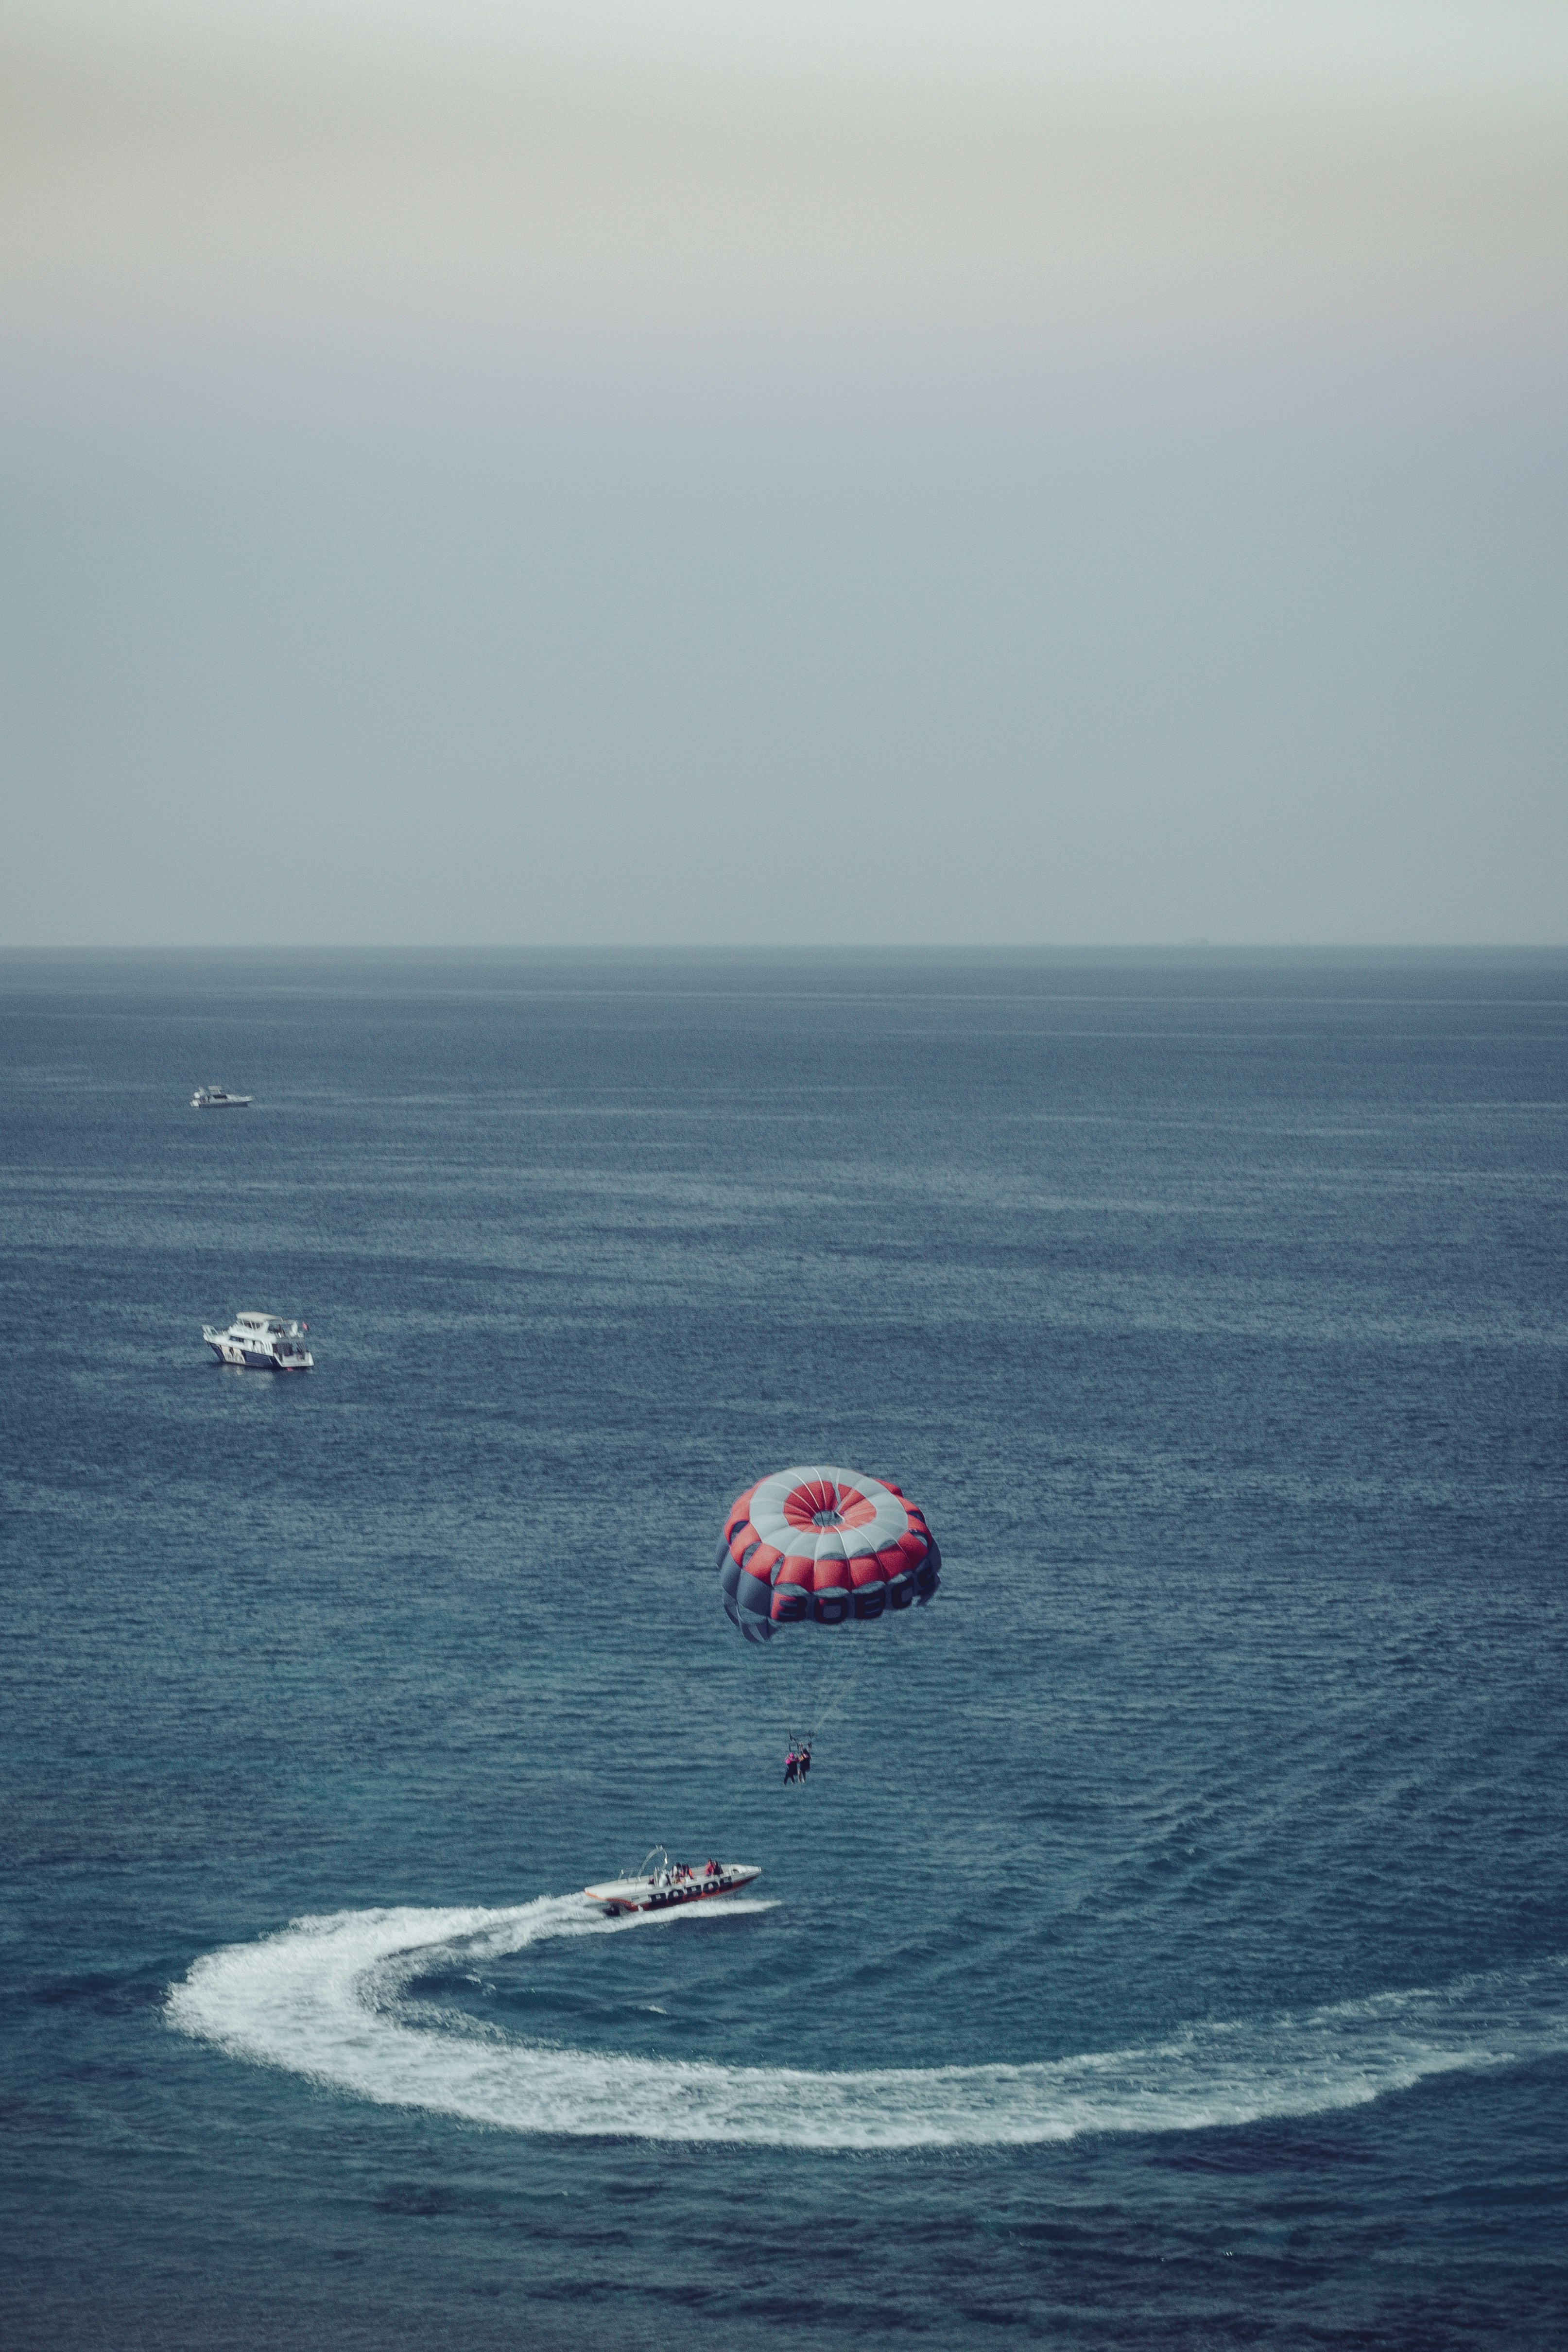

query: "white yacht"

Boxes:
[585, 1849, 760, 1917]
[203, 1312, 313, 1370]
[191, 1086, 252, 1109]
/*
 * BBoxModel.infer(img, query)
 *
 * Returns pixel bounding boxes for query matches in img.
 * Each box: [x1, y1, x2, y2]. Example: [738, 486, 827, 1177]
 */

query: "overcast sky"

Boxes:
[3, 0, 1564, 944]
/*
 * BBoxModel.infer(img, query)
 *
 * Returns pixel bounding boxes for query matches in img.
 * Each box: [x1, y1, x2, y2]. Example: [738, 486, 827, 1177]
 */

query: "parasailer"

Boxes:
[717, 1466, 941, 1770]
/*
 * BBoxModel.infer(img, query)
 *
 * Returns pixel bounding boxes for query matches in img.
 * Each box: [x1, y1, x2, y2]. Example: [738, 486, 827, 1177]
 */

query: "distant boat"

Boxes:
[203, 1312, 312, 1370]
[191, 1085, 252, 1109]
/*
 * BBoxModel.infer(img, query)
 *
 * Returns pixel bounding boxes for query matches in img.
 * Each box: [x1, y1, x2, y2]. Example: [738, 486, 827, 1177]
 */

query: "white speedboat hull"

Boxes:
[585, 1863, 760, 1916]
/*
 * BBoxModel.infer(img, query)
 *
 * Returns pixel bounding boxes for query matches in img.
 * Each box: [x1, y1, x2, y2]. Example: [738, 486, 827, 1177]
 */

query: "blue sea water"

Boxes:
[2, 947, 1566, 2350]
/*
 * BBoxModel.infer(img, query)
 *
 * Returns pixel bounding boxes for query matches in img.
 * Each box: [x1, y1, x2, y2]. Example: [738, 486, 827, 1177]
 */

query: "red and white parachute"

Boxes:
[718, 1465, 941, 1640]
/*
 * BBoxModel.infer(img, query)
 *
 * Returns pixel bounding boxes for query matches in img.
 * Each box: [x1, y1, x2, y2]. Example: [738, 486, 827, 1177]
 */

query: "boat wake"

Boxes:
[168, 1898, 1568, 2149]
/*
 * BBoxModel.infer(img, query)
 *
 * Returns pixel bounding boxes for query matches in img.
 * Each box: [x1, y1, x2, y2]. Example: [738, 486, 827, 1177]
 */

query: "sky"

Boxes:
[3, 0, 1565, 945]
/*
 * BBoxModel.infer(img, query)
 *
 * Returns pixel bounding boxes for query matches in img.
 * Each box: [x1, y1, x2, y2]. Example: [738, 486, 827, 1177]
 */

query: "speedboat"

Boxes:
[203, 1312, 313, 1370]
[191, 1085, 253, 1108]
[585, 1848, 760, 1916]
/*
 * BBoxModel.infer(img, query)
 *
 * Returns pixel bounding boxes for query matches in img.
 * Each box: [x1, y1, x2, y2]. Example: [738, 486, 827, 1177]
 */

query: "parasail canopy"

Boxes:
[718, 1464, 940, 1641]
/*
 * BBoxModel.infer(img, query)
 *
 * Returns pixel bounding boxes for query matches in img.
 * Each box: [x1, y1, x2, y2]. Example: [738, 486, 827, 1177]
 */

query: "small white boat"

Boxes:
[191, 1085, 252, 1108]
[203, 1312, 313, 1370]
[586, 1848, 760, 1917]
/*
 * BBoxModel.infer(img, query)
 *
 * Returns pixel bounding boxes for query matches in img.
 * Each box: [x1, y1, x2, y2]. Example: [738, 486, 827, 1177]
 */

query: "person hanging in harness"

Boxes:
[798, 1743, 812, 1781]
[784, 1746, 799, 1785]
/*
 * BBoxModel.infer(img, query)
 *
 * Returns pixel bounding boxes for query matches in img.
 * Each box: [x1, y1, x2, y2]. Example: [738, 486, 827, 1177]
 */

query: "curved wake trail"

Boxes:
[168, 1898, 1568, 2148]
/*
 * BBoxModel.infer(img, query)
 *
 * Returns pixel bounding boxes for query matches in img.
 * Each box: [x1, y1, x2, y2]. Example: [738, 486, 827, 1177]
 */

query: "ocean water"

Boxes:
[2, 947, 1565, 2351]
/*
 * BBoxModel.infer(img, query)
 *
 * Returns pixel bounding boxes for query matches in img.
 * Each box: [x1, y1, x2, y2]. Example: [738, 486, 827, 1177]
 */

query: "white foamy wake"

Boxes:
[167, 1897, 1568, 2148]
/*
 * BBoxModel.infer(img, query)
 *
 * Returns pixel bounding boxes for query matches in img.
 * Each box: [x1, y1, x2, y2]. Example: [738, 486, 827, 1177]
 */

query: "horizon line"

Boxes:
[4, 942, 1568, 959]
